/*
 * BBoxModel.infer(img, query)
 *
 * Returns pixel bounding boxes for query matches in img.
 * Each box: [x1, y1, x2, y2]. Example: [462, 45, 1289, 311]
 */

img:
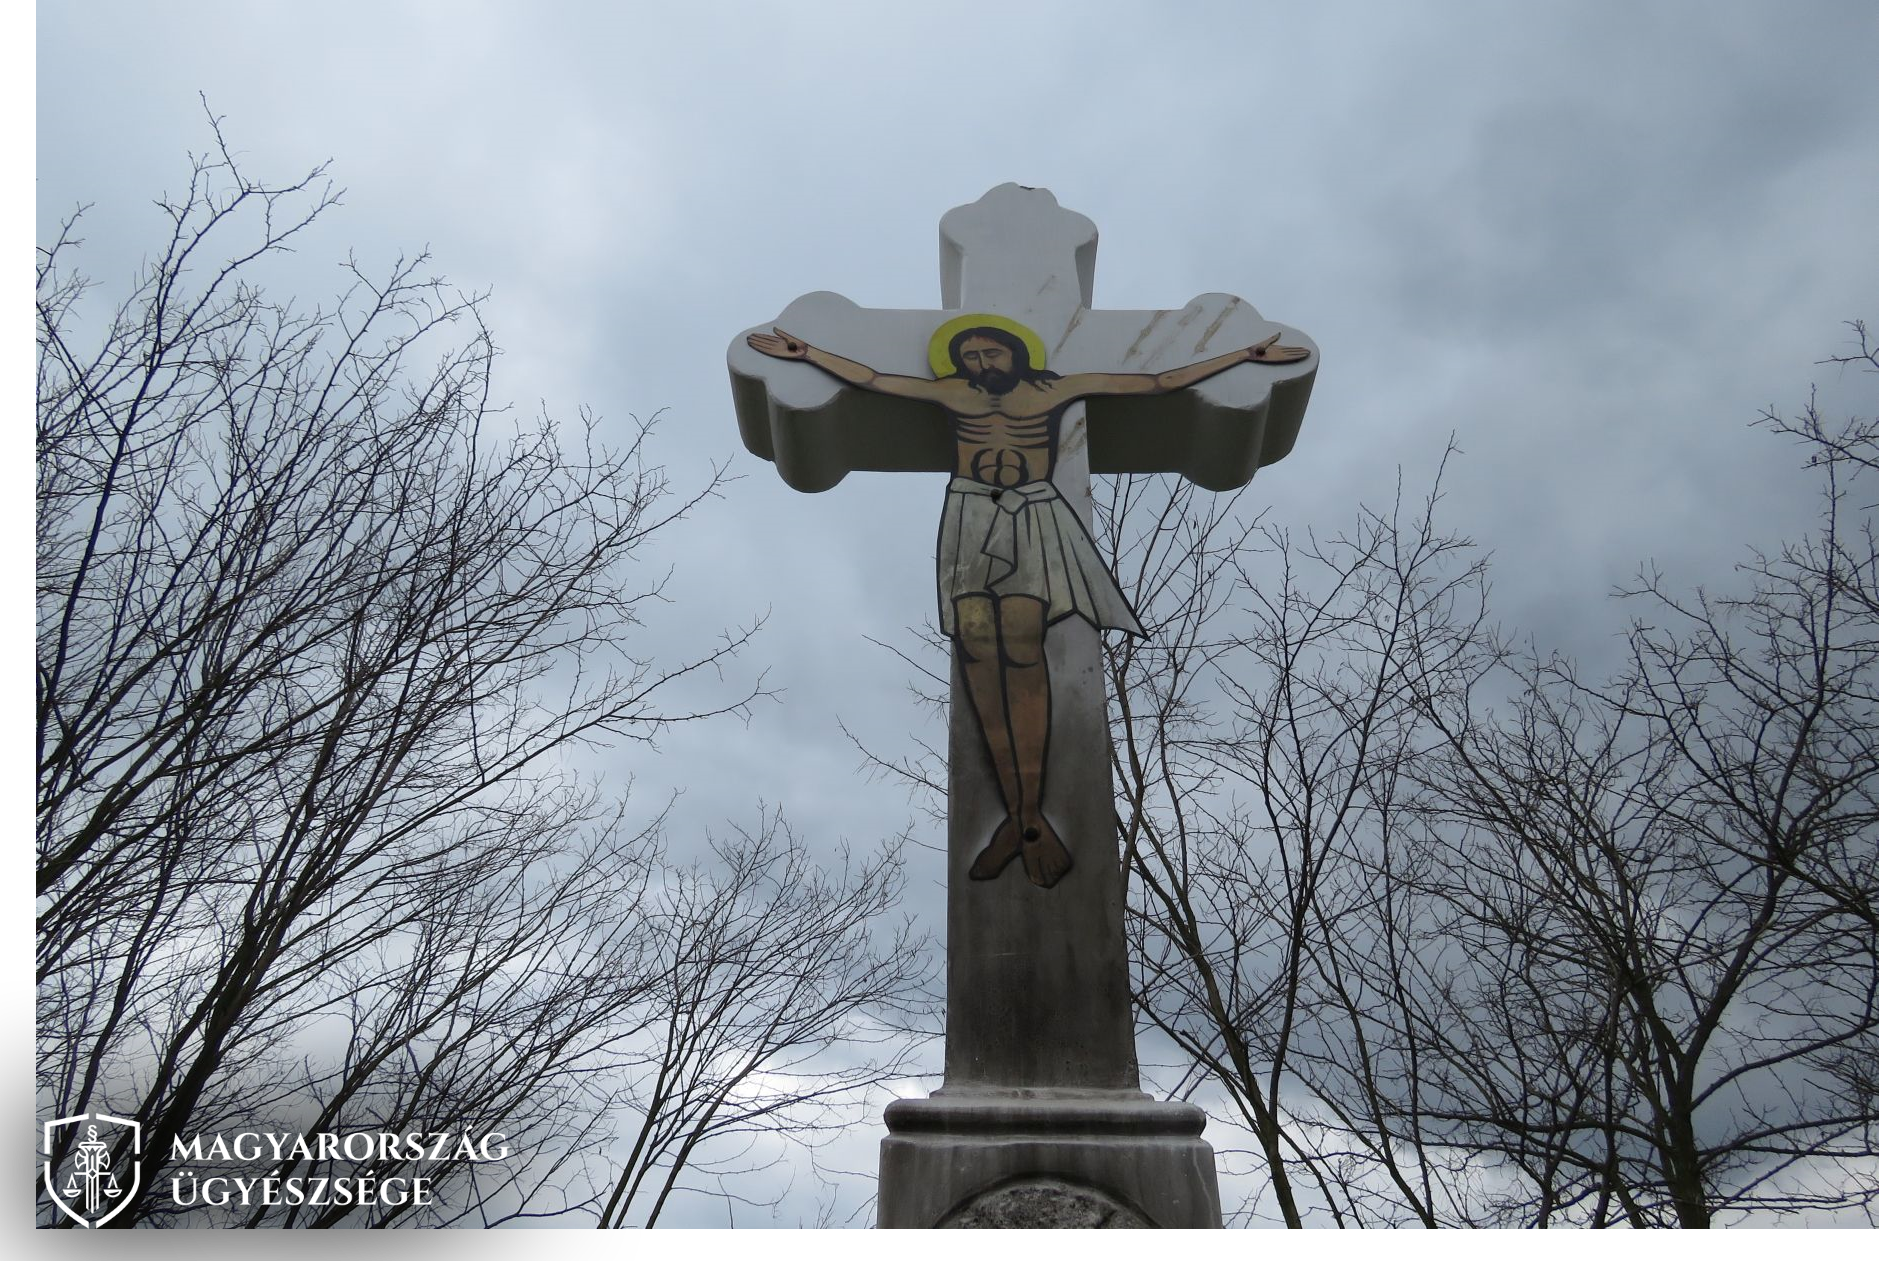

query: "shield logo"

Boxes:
[42, 1113, 142, 1228]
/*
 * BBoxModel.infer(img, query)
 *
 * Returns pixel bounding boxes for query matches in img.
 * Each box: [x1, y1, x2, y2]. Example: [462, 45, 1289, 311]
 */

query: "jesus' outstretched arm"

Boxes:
[1052, 332, 1309, 401]
[747, 328, 954, 405]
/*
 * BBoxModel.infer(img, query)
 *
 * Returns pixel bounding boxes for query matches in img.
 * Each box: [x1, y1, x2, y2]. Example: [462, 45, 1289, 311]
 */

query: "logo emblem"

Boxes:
[42, 1113, 141, 1228]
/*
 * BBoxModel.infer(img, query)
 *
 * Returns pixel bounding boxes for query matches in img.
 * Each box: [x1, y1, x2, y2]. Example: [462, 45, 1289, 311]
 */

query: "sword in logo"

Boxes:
[64, 1124, 124, 1216]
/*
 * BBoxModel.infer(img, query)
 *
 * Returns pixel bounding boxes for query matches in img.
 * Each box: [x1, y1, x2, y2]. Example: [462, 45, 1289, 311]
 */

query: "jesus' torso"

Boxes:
[937, 379, 1072, 488]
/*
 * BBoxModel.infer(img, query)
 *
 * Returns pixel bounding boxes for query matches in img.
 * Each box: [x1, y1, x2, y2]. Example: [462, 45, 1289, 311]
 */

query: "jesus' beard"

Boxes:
[970, 367, 1021, 396]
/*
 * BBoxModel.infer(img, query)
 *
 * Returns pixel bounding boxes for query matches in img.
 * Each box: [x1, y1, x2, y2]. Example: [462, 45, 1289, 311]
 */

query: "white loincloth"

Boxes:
[935, 476, 1145, 638]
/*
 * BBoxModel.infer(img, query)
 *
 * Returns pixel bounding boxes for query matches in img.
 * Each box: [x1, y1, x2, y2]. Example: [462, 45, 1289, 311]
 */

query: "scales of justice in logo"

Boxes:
[43, 1115, 141, 1227]
[748, 315, 1308, 888]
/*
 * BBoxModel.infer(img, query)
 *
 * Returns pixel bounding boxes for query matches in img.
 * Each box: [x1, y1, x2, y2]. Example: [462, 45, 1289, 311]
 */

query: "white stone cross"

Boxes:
[725, 184, 1316, 1229]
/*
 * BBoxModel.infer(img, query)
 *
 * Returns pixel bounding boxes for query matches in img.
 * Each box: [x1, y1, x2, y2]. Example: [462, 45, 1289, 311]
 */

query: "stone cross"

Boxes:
[727, 185, 1315, 1229]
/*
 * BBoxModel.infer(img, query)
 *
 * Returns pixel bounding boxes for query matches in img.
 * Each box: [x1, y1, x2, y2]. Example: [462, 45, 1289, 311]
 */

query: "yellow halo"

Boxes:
[928, 313, 1048, 379]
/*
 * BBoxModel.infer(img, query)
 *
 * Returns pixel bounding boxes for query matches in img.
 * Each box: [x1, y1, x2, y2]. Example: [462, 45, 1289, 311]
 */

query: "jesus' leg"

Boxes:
[997, 596, 1070, 887]
[955, 594, 1027, 880]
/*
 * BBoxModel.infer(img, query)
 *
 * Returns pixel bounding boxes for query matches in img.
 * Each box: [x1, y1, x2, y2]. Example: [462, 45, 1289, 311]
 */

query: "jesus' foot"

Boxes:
[967, 817, 1025, 881]
[1018, 816, 1072, 888]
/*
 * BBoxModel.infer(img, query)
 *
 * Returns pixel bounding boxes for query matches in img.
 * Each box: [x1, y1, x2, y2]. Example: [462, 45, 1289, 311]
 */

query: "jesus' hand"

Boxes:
[747, 328, 811, 360]
[1247, 332, 1310, 364]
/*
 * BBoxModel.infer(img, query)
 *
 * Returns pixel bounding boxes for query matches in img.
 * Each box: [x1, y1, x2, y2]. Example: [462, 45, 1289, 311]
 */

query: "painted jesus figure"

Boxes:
[748, 322, 1309, 888]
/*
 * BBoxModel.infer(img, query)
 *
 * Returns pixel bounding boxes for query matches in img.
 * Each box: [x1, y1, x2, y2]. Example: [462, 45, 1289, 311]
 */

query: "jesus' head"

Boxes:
[945, 325, 1058, 395]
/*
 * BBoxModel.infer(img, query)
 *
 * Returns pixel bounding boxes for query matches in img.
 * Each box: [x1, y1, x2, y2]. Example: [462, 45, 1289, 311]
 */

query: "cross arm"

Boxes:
[728, 292, 956, 493]
[1065, 295, 1320, 492]
[727, 291, 1318, 495]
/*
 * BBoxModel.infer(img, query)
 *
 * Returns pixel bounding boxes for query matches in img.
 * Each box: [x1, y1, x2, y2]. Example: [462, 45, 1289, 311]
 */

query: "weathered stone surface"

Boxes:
[939, 1178, 1150, 1229]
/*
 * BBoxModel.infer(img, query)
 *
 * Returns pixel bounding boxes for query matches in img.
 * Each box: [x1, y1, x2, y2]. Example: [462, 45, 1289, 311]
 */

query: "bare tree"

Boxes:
[36, 121, 925, 1227]
[1396, 327, 1879, 1226]
[1103, 330, 1879, 1226]
[1100, 457, 1508, 1227]
[595, 812, 933, 1228]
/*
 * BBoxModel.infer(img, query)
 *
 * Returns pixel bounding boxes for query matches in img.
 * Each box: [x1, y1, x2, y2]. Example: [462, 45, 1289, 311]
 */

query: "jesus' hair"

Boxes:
[945, 326, 1061, 386]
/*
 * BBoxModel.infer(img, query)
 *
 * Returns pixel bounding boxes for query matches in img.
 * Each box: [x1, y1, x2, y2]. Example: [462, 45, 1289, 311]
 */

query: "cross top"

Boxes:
[939, 182, 1096, 311]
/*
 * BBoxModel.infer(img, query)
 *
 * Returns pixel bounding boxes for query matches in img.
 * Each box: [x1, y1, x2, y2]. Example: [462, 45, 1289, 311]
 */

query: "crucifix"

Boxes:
[728, 185, 1316, 1229]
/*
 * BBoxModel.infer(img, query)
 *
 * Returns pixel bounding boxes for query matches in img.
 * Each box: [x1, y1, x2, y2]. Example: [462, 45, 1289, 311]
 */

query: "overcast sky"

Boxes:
[33, 0, 1879, 1230]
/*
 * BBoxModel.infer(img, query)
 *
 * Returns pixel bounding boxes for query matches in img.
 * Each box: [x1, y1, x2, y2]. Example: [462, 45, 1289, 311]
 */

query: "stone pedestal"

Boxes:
[878, 1092, 1220, 1229]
